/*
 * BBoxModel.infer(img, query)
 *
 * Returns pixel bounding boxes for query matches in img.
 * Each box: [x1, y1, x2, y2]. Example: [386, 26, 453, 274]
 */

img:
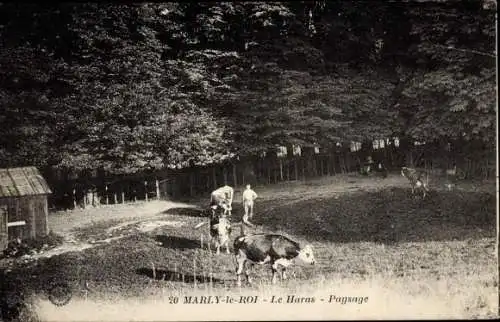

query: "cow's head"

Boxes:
[296, 244, 315, 265]
[401, 167, 408, 177]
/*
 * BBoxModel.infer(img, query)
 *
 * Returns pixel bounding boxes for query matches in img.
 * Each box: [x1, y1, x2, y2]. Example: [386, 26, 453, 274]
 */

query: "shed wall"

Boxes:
[0, 194, 49, 240]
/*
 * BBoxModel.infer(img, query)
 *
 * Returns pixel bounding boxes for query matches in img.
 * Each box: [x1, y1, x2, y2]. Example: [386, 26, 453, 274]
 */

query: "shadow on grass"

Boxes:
[135, 267, 224, 284]
[162, 205, 245, 220]
[251, 187, 496, 244]
[153, 235, 201, 250]
[161, 207, 206, 217]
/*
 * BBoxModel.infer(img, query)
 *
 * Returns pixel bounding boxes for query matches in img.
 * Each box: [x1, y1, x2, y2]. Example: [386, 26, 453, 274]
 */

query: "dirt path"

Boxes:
[49, 200, 196, 234]
[21, 200, 199, 261]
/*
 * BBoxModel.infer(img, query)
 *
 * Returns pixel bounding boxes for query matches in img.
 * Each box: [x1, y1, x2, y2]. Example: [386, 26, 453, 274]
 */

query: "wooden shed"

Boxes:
[0, 166, 52, 250]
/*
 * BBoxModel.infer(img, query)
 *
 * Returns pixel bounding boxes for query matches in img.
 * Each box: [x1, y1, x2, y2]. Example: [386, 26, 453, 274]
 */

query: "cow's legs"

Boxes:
[281, 268, 287, 280]
[243, 202, 249, 219]
[245, 263, 253, 284]
[224, 240, 230, 254]
[235, 252, 246, 286]
[214, 239, 221, 255]
[271, 262, 279, 284]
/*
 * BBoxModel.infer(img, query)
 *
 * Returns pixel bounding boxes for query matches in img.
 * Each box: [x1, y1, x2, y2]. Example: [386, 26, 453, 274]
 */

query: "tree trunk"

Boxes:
[223, 166, 228, 185]
[294, 158, 299, 180]
[332, 152, 337, 175]
[398, 136, 414, 167]
[302, 156, 307, 180]
[212, 166, 217, 190]
[189, 172, 194, 197]
[267, 161, 271, 184]
[232, 163, 237, 187]
[279, 158, 283, 181]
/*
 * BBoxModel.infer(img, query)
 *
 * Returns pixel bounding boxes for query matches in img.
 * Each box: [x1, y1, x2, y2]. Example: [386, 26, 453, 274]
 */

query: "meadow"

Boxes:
[2, 173, 497, 321]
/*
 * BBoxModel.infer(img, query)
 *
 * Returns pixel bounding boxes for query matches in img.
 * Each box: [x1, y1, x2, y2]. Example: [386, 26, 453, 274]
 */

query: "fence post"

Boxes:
[145, 181, 148, 202]
[105, 185, 109, 205]
[73, 188, 77, 209]
[121, 190, 125, 204]
[156, 179, 160, 200]
[114, 193, 118, 204]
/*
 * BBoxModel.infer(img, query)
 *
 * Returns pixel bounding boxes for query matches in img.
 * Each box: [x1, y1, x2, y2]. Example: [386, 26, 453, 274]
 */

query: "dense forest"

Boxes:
[0, 1, 496, 178]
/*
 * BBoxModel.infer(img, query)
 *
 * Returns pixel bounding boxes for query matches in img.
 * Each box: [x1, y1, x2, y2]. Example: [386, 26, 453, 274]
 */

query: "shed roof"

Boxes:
[0, 167, 52, 198]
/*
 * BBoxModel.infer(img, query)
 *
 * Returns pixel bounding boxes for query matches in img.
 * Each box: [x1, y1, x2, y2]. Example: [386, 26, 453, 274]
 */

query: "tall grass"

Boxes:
[31, 264, 498, 321]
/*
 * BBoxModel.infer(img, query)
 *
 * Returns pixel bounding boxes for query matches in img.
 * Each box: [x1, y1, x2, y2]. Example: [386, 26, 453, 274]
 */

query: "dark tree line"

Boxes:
[0, 1, 496, 176]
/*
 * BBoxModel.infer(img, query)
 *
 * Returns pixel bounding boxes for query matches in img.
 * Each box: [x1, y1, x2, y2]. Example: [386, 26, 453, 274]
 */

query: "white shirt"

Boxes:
[242, 188, 258, 202]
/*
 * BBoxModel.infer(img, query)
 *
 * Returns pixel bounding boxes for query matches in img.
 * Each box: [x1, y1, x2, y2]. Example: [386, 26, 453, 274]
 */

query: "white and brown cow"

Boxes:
[233, 231, 315, 286]
[209, 206, 232, 255]
[210, 185, 234, 217]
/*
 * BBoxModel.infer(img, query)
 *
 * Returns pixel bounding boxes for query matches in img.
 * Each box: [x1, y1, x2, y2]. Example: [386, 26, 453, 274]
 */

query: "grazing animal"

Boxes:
[210, 185, 234, 216]
[233, 226, 315, 286]
[401, 166, 429, 198]
[210, 214, 232, 255]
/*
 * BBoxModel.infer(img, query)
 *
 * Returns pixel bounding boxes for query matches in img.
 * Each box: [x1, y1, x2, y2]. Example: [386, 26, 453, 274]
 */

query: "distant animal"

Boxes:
[445, 164, 457, 177]
[210, 185, 234, 216]
[233, 225, 315, 286]
[401, 166, 429, 198]
[444, 163, 461, 190]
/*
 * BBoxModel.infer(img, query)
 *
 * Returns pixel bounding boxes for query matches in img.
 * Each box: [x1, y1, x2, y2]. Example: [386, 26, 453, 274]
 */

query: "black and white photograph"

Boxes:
[0, 1, 497, 321]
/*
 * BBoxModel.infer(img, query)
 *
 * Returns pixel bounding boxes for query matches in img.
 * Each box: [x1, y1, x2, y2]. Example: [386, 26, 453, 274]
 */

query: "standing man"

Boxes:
[242, 184, 258, 223]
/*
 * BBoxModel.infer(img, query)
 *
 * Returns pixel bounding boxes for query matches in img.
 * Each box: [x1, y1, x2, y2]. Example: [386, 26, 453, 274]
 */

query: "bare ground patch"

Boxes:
[48, 200, 196, 235]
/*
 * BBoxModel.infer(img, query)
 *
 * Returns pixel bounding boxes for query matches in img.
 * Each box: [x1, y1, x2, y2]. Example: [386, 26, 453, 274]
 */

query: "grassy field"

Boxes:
[1, 174, 498, 321]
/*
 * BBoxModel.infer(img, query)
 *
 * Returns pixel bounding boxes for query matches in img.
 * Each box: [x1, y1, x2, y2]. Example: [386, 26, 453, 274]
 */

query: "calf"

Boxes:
[401, 166, 429, 198]
[233, 231, 315, 286]
[196, 205, 232, 254]
[210, 214, 232, 255]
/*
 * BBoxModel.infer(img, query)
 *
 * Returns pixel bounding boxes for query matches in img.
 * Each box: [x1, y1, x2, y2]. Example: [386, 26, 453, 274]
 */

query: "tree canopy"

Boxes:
[0, 1, 496, 174]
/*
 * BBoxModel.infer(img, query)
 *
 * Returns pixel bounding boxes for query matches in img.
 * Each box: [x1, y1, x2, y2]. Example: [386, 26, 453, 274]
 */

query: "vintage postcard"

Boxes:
[0, 1, 498, 321]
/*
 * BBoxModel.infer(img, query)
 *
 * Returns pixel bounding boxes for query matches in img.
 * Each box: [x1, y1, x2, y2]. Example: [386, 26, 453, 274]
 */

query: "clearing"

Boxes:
[1, 173, 497, 321]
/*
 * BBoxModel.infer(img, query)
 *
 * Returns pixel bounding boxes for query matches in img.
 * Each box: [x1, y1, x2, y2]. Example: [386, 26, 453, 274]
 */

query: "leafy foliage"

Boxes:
[0, 1, 496, 174]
